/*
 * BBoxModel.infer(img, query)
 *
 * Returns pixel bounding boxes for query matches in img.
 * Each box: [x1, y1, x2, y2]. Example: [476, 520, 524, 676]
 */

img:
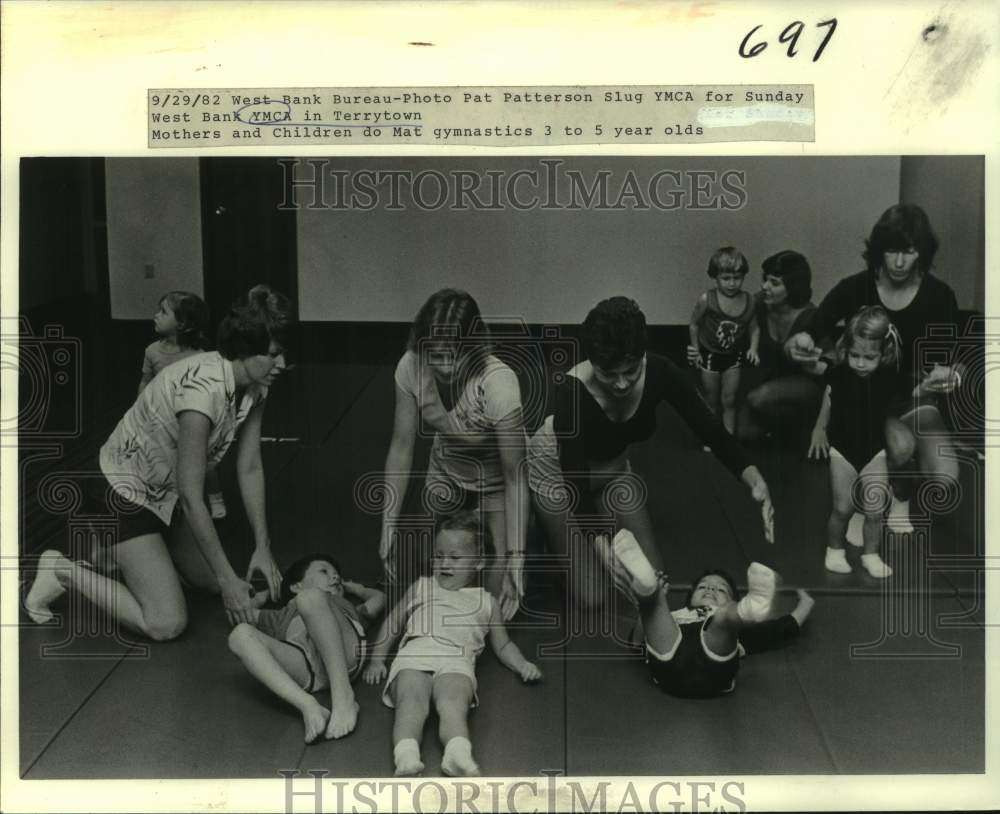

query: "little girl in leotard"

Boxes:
[808, 306, 905, 578]
[363, 510, 542, 777]
[137, 290, 227, 519]
[688, 247, 760, 433]
[228, 553, 386, 743]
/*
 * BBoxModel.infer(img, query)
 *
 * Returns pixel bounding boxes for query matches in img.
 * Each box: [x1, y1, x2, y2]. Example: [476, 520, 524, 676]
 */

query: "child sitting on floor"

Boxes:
[228, 553, 386, 743]
[363, 510, 542, 777]
[596, 530, 814, 698]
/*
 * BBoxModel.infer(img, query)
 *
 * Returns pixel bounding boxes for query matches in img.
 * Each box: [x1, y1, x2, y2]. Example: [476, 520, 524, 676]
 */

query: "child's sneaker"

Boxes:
[737, 562, 776, 623]
[845, 512, 864, 547]
[861, 552, 893, 578]
[208, 492, 227, 520]
[825, 546, 852, 574]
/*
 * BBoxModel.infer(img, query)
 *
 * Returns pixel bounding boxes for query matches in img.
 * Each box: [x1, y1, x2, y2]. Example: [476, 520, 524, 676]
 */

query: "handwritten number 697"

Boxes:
[740, 18, 837, 62]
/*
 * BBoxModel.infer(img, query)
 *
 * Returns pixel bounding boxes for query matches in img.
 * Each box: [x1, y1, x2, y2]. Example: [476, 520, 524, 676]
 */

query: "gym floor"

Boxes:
[19, 356, 985, 779]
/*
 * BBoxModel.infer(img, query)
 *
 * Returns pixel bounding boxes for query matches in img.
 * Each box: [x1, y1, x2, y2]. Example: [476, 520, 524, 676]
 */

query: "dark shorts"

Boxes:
[698, 346, 745, 373]
[645, 619, 740, 698]
[79, 462, 176, 547]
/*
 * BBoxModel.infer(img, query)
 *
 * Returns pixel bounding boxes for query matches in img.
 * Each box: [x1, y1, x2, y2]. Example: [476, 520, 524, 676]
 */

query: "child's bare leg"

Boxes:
[593, 532, 679, 654]
[702, 562, 777, 655]
[294, 589, 359, 739]
[227, 623, 329, 743]
[391, 670, 433, 776]
[700, 368, 721, 417]
[434, 674, 479, 777]
[825, 457, 857, 574]
[701, 602, 742, 656]
[720, 366, 741, 434]
[858, 456, 893, 578]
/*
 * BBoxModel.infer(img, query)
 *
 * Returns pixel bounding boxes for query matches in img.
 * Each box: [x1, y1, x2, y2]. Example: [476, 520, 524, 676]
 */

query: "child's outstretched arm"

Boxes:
[362, 583, 416, 684]
[343, 580, 387, 625]
[687, 293, 708, 366]
[487, 602, 541, 683]
[807, 385, 832, 459]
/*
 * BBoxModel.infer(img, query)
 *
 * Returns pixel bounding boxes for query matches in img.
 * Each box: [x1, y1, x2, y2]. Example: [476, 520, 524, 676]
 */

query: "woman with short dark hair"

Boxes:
[26, 285, 294, 639]
[528, 296, 774, 606]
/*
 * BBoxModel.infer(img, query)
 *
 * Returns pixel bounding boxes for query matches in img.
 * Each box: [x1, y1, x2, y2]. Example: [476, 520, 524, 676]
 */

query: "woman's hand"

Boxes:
[246, 544, 282, 602]
[379, 526, 397, 584]
[220, 575, 257, 626]
[741, 466, 775, 544]
[686, 344, 701, 367]
[746, 348, 760, 367]
[808, 427, 830, 459]
[499, 566, 523, 622]
[363, 660, 387, 685]
[921, 364, 961, 394]
[786, 332, 823, 363]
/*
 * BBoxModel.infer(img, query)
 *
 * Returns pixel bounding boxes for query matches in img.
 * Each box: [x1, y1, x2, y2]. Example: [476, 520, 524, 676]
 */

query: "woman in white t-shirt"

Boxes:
[26, 286, 294, 640]
[378, 289, 528, 620]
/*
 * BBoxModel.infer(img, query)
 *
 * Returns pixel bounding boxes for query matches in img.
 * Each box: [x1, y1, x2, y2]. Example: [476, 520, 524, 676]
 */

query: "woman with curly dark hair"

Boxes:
[786, 203, 964, 531]
[527, 296, 774, 606]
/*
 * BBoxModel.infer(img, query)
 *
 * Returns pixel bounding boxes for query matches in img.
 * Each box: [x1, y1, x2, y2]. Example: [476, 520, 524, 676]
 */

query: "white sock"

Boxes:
[612, 529, 659, 597]
[845, 512, 864, 547]
[393, 738, 424, 777]
[441, 736, 480, 777]
[825, 547, 852, 574]
[736, 562, 776, 623]
[861, 553, 893, 578]
[886, 498, 914, 534]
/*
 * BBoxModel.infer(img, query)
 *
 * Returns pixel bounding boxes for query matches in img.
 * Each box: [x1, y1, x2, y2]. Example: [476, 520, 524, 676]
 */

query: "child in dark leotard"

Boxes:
[807, 306, 907, 578]
[596, 530, 813, 698]
[687, 247, 761, 433]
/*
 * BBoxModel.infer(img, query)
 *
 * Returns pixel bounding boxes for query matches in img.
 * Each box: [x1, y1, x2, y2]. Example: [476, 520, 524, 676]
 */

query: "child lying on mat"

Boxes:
[596, 530, 814, 697]
[363, 510, 542, 777]
[228, 553, 386, 742]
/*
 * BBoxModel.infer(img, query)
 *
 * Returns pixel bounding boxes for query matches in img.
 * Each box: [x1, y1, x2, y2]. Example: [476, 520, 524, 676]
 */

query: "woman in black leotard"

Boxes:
[527, 297, 774, 605]
[787, 204, 964, 522]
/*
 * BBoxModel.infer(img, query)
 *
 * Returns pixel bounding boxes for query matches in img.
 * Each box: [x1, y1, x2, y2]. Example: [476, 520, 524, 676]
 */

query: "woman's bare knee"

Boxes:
[145, 610, 187, 641]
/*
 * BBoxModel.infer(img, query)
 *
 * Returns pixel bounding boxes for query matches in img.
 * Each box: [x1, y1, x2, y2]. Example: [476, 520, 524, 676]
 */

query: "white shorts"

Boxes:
[382, 636, 479, 708]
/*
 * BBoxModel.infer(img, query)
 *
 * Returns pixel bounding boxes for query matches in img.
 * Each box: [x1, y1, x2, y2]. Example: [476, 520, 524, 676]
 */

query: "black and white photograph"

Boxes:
[2, 3, 997, 814]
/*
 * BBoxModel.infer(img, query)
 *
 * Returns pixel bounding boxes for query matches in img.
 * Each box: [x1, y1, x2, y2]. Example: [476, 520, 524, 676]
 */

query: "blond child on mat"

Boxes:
[363, 510, 541, 777]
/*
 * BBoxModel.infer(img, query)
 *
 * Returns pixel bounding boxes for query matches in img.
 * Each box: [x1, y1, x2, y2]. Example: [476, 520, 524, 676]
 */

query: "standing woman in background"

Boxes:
[378, 289, 528, 620]
[26, 285, 293, 639]
[738, 250, 823, 441]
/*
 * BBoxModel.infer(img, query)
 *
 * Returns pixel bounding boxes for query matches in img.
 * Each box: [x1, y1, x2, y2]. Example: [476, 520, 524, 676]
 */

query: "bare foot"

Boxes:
[301, 699, 330, 744]
[325, 699, 359, 739]
[25, 550, 70, 624]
